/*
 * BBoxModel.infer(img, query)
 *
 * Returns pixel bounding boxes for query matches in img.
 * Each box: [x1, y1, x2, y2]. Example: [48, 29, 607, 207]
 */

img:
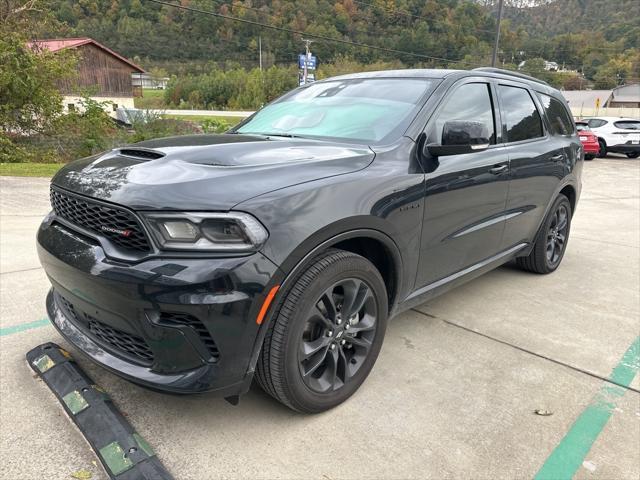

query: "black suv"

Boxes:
[38, 68, 582, 412]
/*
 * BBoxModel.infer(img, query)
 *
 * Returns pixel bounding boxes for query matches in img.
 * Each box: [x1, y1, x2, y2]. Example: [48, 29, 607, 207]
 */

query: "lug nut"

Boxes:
[345, 324, 350, 330]
[330, 344, 336, 350]
[336, 318, 342, 325]
[326, 330, 333, 337]
[340, 339, 346, 345]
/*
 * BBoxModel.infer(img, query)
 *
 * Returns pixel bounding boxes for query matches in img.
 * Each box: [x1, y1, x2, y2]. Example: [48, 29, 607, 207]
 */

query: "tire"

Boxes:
[584, 154, 595, 161]
[516, 194, 572, 274]
[597, 139, 607, 158]
[255, 249, 388, 413]
[626, 152, 639, 159]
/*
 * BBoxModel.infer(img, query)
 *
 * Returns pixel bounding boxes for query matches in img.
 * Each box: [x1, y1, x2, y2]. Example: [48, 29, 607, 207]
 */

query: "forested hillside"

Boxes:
[44, 0, 637, 82]
[47, 0, 498, 68]
[499, 0, 638, 47]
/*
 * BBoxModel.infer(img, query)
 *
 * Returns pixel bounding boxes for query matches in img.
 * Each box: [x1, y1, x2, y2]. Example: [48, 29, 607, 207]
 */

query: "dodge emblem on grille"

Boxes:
[101, 225, 132, 237]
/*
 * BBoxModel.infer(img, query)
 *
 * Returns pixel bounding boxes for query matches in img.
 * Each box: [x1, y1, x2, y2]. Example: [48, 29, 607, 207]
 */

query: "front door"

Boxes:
[415, 80, 510, 289]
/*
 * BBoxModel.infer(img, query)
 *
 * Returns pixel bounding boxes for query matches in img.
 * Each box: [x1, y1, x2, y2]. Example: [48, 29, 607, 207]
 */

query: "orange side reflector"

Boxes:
[256, 285, 280, 325]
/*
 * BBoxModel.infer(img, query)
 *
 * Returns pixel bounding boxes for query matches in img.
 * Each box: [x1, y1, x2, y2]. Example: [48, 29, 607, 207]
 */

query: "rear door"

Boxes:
[415, 78, 510, 288]
[498, 83, 568, 249]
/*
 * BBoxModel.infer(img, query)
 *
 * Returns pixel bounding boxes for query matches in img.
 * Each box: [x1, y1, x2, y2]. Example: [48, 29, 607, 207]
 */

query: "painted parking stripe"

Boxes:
[0, 318, 50, 336]
[534, 336, 640, 480]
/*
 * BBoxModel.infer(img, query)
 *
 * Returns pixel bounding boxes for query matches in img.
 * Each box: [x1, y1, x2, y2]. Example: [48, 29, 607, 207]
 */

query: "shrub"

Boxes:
[200, 118, 230, 134]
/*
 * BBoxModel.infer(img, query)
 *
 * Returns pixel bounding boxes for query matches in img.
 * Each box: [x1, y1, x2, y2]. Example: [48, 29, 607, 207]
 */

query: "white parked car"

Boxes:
[582, 117, 640, 158]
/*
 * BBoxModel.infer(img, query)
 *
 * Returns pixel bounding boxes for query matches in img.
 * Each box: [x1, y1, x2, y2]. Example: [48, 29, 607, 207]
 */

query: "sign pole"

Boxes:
[491, 0, 504, 67]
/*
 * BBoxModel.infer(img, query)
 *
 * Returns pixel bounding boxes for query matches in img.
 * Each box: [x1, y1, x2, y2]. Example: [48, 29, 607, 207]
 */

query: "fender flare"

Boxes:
[519, 179, 578, 257]
[245, 227, 404, 376]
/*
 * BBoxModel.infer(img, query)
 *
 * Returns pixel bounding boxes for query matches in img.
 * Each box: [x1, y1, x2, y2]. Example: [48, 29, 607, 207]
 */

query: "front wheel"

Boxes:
[626, 152, 639, 159]
[517, 194, 572, 274]
[255, 249, 388, 413]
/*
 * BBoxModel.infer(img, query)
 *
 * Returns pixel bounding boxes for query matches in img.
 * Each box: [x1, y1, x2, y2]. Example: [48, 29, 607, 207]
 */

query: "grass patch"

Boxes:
[134, 89, 167, 109]
[163, 114, 245, 126]
[0, 163, 64, 177]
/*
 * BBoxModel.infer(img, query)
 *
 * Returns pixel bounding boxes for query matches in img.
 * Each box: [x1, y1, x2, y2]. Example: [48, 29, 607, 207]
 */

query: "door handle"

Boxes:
[550, 153, 565, 162]
[489, 164, 508, 175]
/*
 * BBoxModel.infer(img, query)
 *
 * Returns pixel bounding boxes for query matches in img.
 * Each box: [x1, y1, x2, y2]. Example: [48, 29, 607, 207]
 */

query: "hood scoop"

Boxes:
[118, 148, 165, 160]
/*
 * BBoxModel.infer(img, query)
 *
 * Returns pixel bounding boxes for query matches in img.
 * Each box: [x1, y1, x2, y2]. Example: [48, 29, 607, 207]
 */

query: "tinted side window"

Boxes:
[498, 85, 543, 142]
[435, 83, 495, 144]
[538, 94, 575, 135]
[588, 119, 607, 128]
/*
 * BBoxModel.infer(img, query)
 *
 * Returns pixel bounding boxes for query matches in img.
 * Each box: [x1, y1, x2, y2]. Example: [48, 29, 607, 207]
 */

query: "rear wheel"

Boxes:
[597, 139, 607, 158]
[626, 152, 639, 159]
[516, 194, 572, 274]
[255, 249, 388, 413]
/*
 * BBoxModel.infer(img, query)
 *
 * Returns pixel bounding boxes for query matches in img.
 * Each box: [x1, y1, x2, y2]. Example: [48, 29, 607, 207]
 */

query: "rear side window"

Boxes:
[538, 94, 575, 135]
[498, 85, 543, 142]
[588, 119, 607, 128]
[434, 83, 495, 144]
[613, 121, 640, 130]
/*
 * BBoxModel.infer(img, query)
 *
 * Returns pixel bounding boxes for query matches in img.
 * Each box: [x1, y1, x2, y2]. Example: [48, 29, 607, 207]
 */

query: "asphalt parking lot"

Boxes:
[1, 155, 638, 480]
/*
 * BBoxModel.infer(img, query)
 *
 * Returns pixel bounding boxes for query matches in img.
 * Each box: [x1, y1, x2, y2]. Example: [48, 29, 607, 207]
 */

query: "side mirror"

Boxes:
[427, 121, 491, 157]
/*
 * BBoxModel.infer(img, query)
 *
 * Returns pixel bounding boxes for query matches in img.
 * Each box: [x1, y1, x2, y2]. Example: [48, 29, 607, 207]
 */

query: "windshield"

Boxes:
[236, 78, 437, 144]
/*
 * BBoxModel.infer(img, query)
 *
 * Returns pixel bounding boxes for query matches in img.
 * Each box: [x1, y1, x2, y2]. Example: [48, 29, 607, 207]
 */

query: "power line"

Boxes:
[143, 0, 482, 67]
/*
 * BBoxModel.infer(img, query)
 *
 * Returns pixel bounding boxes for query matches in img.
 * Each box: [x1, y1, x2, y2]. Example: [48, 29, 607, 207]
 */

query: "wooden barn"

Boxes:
[28, 38, 145, 114]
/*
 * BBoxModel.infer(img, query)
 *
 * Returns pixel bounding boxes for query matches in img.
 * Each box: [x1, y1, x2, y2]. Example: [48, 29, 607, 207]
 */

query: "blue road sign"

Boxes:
[298, 54, 317, 70]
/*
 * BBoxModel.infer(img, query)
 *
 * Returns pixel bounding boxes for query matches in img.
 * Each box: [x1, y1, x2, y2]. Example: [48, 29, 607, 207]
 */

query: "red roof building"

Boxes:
[29, 38, 145, 106]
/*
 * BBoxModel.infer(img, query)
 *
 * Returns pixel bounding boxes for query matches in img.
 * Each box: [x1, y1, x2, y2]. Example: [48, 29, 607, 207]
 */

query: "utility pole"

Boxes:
[301, 38, 313, 84]
[259, 36, 262, 71]
[491, 0, 504, 68]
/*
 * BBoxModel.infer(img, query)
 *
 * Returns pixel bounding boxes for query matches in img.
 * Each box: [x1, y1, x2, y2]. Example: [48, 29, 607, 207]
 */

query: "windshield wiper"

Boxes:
[244, 132, 303, 138]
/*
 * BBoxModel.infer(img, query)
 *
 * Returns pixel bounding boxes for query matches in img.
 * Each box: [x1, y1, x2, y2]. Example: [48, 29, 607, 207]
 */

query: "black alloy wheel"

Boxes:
[545, 203, 569, 268]
[255, 249, 388, 413]
[516, 194, 572, 274]
[298, 278, 377, 393]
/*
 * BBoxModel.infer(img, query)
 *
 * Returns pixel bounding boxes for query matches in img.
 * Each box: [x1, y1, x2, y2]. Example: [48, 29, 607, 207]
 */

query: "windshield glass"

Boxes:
[236, 78, 437, 144]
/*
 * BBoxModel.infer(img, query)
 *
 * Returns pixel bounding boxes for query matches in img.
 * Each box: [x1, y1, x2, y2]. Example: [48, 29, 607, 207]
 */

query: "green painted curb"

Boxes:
[0, 318, 50, 336]
[534, 336, 640, 480]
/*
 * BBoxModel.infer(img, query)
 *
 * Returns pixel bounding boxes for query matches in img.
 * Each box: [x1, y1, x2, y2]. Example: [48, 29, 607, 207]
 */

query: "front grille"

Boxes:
[56, 293, 154, 365]
[50, 187, 151, 252]
[159, 312, 220, 361]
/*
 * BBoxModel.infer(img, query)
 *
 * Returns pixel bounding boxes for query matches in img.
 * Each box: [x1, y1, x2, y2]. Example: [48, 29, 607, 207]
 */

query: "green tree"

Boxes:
[0, 0, 76, 161]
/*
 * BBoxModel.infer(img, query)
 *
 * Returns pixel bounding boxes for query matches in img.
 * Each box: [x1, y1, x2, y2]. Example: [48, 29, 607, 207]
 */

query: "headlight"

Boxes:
[142, 212, 268, 252]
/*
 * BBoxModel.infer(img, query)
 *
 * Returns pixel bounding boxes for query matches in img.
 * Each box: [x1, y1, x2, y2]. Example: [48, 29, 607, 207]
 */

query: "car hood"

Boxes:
[52, 134, 375, 210]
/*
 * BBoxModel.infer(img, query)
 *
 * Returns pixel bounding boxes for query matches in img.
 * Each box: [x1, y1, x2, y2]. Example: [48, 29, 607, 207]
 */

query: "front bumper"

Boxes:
[38, 217, 281, 396]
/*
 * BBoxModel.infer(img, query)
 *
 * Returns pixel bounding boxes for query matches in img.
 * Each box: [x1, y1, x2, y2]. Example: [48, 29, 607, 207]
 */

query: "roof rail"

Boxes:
[472, 67, 550, 86]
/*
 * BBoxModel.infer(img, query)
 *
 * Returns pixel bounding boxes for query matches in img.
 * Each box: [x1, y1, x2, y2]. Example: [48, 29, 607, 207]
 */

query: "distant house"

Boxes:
[28, 37, 145, 114]
[517, 60, 559, 72]
[132, 73, 170, 90]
